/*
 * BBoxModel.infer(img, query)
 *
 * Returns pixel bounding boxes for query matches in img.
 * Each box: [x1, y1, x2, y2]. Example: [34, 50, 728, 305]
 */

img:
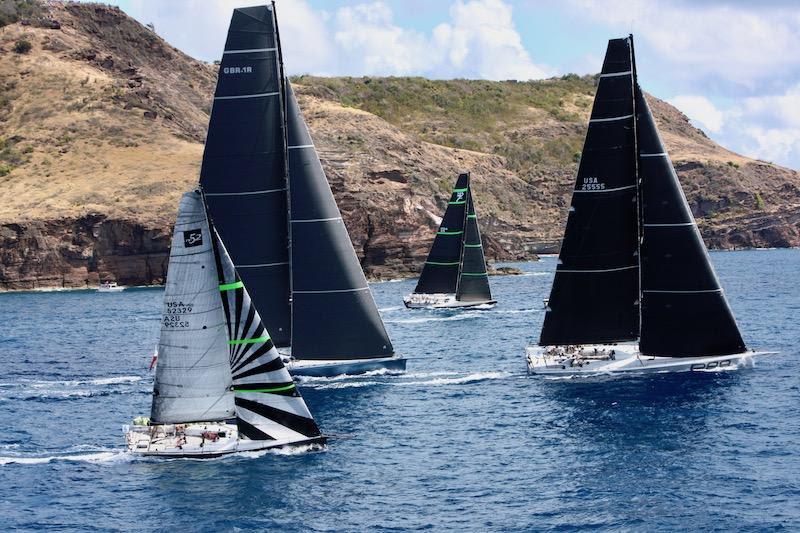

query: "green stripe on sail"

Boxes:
[452, 188, 468, 193]
[467, 214, 477, 219]
[234, 383, 296, 394]
[426, 261, 460, 266]
[448, 200, 466, 205]
[461, 272, 488, 276]
[219, 281, 244, 291]
[436, 230, 463, 235]
[463, 244, 482, 248]
[228, 335, 270, 345]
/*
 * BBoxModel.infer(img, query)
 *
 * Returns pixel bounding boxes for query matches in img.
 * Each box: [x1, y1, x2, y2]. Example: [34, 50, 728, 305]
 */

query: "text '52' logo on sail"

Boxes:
[183, 229, 203, 248]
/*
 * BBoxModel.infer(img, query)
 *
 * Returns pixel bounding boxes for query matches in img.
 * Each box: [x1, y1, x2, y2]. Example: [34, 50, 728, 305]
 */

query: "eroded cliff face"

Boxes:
[0, 2, 798, 290]
[0, 216, 169, 290]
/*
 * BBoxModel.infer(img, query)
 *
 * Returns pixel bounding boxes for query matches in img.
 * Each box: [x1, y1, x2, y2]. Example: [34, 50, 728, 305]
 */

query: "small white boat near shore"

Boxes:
[97, 281, 124, 293]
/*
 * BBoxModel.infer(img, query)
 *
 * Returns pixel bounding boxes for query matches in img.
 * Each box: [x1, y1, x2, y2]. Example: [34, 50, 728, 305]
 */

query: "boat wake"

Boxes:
[0, 375, 146, 401]
[385, 312, 483, 324]
[306, 371, 512, 390]
[0, 447, 131, 466]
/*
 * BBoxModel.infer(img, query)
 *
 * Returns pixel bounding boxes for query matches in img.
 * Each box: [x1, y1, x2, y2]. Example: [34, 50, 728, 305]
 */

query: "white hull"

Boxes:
[97, 286, 124, 293]
[403, 293, 495, 309]
[286, 355, 407, 377]
[124, 421, 325, 458]
[525, 343, 773, 376]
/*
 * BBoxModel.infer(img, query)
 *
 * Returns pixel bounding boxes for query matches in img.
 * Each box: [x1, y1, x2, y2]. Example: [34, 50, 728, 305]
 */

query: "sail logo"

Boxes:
[455, 191, 465, 202]
[223, 66, 253, 75]
[581, 177, 605, 191]
[183, 229, 203, 248]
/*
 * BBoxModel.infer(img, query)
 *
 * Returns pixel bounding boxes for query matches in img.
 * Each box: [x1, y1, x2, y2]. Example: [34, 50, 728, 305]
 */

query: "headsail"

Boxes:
[414, 173, 470, 295]
[199, 3, 292, 347]
[211, 214, 322, 443]
[151, 192, 235, 424]
[456, 188, 492, 302]
[539, 37, 640, 346]
[636, 91, 746, 356]
[285, 81, 394, 361]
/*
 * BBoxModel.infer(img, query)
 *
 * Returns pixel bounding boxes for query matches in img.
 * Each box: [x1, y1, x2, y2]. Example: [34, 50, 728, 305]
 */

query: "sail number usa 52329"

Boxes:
[163, 301, 192, 328]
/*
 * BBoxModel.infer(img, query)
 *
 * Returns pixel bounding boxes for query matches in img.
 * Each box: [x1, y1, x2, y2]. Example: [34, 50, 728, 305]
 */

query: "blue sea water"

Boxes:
[0, 249, 798, 531]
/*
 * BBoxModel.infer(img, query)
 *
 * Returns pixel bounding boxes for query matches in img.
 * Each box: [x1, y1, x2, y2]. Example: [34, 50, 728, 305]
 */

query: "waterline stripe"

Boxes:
[229, 336, 271, 345]
[205, 188, 285, 197]
[219, 281, 244, 291]
[557, 265, 638, 273]
[573, 184, 636, 194]
[235, 384, 296, 393]
[223, 47, 277, 54]
[291, 217, 341, 223]
[293, 287, 370, 294]
[589, 113, 634, 123]
[235, 261, 289, 269]
[214, 91, 279, 101]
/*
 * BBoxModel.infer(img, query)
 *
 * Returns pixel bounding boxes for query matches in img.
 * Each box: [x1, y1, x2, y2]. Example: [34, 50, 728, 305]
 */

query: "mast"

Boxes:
[199, 4, 292, 347]
[413, 173, 470, 295]
[539, 37, 640, 346]
[456, 187, 492, 302]
[285, 81, 394, 361]
[635, 84, 747, 356]
[630, 34, 643, 339]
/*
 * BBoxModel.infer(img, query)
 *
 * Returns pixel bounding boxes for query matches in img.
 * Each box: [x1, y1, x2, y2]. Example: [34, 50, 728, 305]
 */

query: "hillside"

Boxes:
[0, 1, 798, 290]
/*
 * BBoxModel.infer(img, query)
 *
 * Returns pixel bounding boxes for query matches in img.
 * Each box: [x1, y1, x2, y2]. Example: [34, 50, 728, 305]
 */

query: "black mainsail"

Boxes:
[200, 4, 291, 347]
[636, 90, 746, 356]
[285, 82, 394, 361]
[537, 34, 747, 357]
[200, 4, 396, 365]
[414, 173, 470, 295]
[539, 37, 640, 346]
[456, 189, 492, 302]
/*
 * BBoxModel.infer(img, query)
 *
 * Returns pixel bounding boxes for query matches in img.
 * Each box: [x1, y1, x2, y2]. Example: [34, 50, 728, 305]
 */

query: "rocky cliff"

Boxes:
[0, 1, 798, 290]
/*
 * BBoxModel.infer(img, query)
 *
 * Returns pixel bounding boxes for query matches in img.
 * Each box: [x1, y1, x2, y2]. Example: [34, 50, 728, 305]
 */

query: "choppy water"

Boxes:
[0, 249, 798, 531]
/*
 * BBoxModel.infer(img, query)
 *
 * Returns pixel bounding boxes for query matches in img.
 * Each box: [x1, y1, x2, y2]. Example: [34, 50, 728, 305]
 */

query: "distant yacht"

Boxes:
[125, 189, 325, 457]
[97, 281, 124, 293]
[525, 35, 772, 375]
[198, 4, 404, 378]
[404, 172, 495, 309]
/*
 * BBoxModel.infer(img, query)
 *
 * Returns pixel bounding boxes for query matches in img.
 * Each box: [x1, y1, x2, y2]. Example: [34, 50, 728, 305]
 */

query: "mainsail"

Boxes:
[199, 4, 292, 347]
[285, 81, 394, 361]
[414, 173, 471, 295]
[456, 189, 492, 302]
[540, 37, 640, 346]
[212, 215, 321, 442]
[151, 192, 236, 424]
[636, 90, 746, 356]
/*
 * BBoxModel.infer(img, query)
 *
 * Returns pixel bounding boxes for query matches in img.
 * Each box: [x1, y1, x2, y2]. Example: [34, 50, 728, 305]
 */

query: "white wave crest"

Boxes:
[385, 312, 481, 324]
[0, 451, 130, 466]
[398, 371, 511, 386]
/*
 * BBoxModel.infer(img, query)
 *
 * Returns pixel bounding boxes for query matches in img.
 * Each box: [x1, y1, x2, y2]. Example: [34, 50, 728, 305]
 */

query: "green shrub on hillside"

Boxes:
[13, 39, 31, 54]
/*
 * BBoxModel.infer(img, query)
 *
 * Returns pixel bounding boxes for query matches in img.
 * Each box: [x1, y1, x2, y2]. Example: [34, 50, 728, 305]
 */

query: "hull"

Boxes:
[525, 343, 772, 376]
[287, 355, 407, 377]
[403, 293, 496, 309]
[98, 286, 124, 293]
[124, 421, 325, 458]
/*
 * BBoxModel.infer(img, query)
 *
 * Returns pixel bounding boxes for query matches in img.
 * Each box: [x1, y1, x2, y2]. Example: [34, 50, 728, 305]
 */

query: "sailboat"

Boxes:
[199, 4, 404, 377]
[125, 190, 325, 457]
[404, 172, 496, 309]
[525, 35, 772, 375]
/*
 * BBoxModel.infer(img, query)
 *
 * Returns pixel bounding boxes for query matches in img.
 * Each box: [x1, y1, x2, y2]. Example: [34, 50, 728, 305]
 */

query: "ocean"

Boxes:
[0, 249, 798, 531]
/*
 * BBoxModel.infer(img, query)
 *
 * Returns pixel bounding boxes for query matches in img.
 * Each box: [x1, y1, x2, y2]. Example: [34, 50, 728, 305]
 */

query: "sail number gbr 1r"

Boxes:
[163, 301, 192, 328]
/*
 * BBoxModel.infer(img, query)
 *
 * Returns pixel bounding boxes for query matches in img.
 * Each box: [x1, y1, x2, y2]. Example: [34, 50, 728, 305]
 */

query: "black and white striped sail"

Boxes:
[151, 192, 236, 424]
[540, 37, 640, 346]
[212, 216, 322, 442]
[285, 81, 394, 361]
[456, 189, 492, 302]
[199, 4, 291, 347]
[636, 90, 746, 356]
[414, 173, 471, 295]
